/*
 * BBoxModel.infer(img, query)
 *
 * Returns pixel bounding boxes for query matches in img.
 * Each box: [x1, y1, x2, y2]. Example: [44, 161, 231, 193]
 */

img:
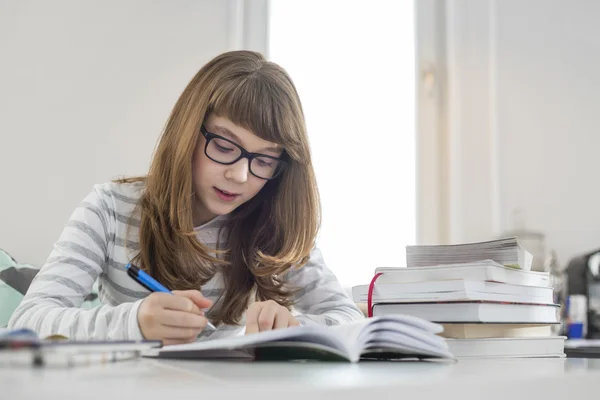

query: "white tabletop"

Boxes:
[3, 357, 599, 400]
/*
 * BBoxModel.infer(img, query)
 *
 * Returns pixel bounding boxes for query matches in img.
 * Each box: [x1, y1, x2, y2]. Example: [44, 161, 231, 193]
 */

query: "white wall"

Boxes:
[0, 0, 268, 265]
[442, 0, 600, 267]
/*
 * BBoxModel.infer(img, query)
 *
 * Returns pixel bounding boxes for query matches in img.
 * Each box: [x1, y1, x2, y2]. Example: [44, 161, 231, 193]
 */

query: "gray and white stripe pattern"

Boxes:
[8, 181, 363, 340]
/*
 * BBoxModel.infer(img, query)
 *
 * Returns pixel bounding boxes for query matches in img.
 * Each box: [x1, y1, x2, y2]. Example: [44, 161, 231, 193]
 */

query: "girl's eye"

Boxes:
[256, 158, 274, 168]
[215, 142, 234, 153]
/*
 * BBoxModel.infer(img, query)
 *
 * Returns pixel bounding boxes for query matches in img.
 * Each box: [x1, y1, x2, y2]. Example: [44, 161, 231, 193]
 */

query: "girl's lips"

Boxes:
[214, 187, 240, 201]
[217, 188, 239, 195]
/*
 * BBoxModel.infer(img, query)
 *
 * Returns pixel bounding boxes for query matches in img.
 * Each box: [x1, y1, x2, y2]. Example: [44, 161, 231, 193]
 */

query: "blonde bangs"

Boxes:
[208, 66, 305, 161]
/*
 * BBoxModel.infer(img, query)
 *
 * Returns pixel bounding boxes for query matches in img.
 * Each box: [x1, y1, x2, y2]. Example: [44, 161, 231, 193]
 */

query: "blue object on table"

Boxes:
[0, 328, 38, 339]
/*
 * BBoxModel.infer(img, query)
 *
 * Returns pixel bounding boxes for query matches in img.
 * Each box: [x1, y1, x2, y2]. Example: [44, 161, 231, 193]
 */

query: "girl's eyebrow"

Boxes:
[212, 125, 281, 153]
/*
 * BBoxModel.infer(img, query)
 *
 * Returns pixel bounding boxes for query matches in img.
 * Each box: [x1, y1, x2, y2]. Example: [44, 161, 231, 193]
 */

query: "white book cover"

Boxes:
[373, 302, 560, 324]
[405, 237, 533, 271]
[446, 336, 565, 358]
[374, 260, 550, 287]
[353, 279, 554, 304]
[146, 315, 456, 363]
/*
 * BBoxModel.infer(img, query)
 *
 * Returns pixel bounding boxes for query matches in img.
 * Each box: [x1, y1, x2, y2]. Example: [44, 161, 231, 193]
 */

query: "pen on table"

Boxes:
[125, 263, 217, 330]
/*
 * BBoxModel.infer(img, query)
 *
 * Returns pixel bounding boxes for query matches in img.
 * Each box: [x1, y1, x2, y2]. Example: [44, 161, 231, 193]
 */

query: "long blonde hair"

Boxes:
[121, 51, 320, 325]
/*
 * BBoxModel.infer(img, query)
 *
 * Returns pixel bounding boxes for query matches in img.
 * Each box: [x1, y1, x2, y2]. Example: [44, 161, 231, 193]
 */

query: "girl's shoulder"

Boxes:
[87, 180, 146, 217]
[93, 180, 145, 201]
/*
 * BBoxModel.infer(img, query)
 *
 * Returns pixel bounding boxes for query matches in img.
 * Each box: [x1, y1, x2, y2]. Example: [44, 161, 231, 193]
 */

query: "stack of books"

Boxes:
[353, 237, 565, 358]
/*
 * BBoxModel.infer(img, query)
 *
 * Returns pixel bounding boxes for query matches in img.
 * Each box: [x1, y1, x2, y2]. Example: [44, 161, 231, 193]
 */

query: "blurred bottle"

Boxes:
[566, 294, 587, 338]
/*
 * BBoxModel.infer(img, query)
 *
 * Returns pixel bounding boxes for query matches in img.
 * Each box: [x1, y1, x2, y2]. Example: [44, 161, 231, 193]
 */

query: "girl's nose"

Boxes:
[225, 158, 249, 183]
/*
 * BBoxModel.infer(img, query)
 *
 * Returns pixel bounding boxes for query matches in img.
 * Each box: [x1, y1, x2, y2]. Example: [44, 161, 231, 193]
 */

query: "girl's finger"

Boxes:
[173, 290, 213, 310]
[273, 309, 291, 330]
[159, 310, 208, 329]
[256, 304, 277, 332]
[158, 294, 203, 315]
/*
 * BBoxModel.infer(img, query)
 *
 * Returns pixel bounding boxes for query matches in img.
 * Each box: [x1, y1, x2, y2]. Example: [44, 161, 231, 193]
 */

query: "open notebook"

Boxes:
[148, 315, 455, 362]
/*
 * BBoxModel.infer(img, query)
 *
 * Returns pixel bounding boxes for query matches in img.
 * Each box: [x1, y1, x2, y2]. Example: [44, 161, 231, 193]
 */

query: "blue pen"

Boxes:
[126, 263, 216, 330]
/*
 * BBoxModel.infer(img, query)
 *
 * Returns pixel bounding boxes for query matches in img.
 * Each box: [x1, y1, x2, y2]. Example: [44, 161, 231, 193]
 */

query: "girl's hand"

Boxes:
[245, 300, 300, 334]
[137, 290, 213, 345]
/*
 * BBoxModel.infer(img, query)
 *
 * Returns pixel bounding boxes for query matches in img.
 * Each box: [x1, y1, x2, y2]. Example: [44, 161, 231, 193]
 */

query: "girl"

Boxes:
[8, 50, 364, 344]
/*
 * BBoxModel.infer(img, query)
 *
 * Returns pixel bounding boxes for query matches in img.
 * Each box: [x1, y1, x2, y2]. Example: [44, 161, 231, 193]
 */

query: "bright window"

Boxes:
[269, 0, 415, 287]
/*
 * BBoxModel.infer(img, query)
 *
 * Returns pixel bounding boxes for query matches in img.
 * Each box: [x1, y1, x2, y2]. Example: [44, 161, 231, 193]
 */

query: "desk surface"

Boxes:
[3, 357, 599, 400]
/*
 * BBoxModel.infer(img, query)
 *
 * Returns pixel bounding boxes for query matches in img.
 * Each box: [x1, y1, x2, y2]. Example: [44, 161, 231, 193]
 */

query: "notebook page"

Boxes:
[158, 323, 350, 356]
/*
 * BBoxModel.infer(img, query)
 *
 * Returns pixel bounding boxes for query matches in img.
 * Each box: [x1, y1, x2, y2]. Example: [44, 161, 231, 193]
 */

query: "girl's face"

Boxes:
[191, 114, 283, 226]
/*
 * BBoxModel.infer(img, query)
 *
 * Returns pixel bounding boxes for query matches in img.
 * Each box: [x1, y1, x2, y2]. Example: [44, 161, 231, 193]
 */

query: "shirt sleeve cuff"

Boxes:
[127, 299, 145, 340]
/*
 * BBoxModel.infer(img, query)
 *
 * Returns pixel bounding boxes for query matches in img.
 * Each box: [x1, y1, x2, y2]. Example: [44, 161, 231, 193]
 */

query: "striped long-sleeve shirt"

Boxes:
[8, 181, 363, 340]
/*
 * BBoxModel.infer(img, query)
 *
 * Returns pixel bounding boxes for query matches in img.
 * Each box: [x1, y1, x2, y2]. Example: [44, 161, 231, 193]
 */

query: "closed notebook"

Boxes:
[446, 337, 565, 358]
[0, 328, 161, 367]
[439, 323, 553, 339]
[372, 302, 560, 323]
[353, 279, 554, 304]
[148, 315, 455, 362]
[406, 236, 533, 270]
[374, 261, 550, 287]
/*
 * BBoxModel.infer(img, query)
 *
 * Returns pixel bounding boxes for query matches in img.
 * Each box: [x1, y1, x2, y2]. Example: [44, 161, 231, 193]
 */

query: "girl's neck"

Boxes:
[193, 214, 228, 231]
[192, 204, 228, 230]
[192, 200, 218, 227]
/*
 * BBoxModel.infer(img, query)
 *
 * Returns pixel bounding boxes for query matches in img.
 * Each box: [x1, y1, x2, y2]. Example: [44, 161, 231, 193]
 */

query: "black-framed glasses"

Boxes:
[200, 125, 287, 180]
